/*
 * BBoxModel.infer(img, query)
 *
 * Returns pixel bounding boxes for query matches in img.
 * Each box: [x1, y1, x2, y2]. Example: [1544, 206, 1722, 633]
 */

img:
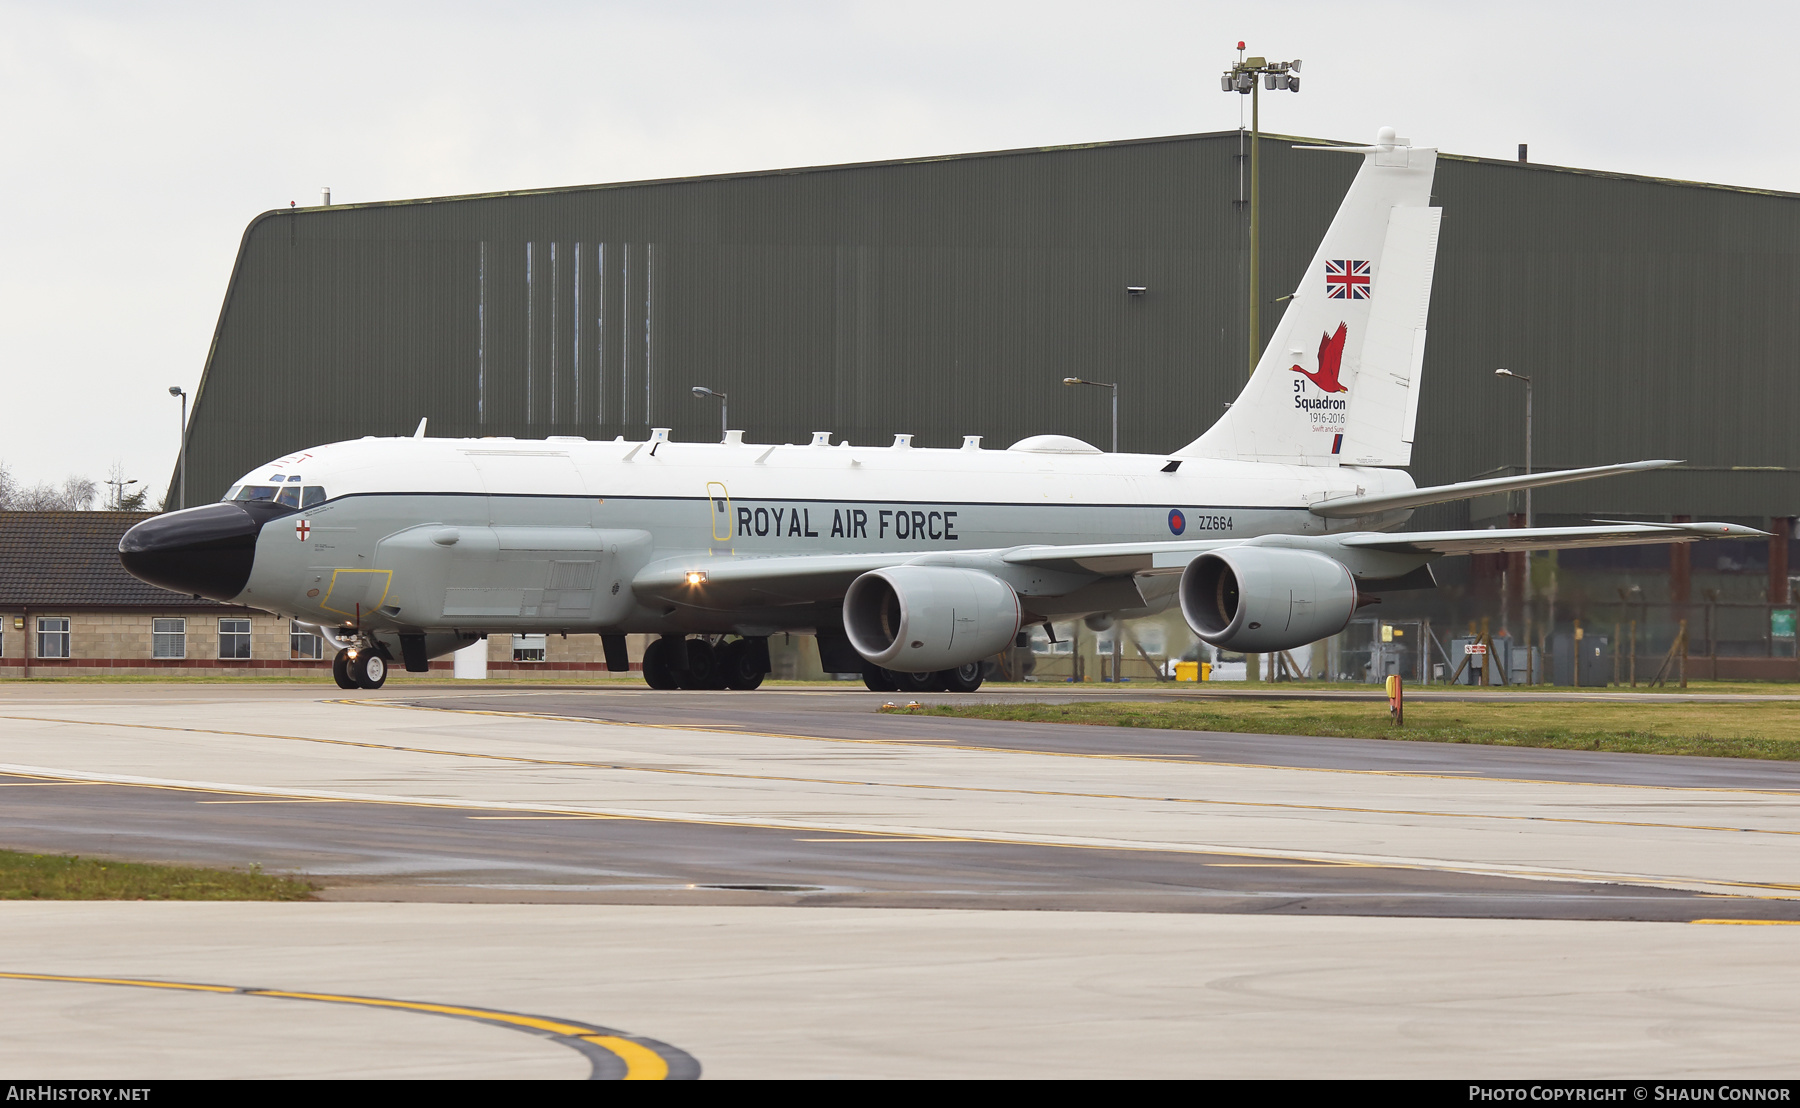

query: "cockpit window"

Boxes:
[223, 486, 241, 502]
[301, 487, 327, 508]
[233, 486, 279, 502]
[276, 486, 301, 508]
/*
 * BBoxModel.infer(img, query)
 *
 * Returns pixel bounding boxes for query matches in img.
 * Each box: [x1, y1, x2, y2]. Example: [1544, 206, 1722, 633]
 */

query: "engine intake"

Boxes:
[844, 566, 1021, 671]
[1179, 547, 1357, 653]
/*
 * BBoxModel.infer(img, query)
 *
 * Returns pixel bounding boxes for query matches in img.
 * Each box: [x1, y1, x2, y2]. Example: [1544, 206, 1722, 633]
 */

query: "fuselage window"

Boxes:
[301, 487, 327, 508]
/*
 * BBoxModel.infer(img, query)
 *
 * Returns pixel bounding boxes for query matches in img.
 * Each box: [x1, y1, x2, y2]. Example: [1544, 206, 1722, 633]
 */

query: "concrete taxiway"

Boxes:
[2, 682, 1798, 1077]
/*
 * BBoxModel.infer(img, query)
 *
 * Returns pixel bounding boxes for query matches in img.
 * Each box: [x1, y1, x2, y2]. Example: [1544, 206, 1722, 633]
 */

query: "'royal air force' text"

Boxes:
[734, 505, 960, 542]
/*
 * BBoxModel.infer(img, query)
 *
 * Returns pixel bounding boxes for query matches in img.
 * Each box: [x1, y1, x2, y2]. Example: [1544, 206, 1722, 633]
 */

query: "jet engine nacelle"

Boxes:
[844, 566, 1022, 671]
[1179, 547, 1357, 653]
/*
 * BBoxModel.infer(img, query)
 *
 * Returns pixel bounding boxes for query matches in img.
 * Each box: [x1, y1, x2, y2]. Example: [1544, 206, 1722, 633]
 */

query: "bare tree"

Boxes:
[0, 462, 101, 510]
[60, 476, 98, 511]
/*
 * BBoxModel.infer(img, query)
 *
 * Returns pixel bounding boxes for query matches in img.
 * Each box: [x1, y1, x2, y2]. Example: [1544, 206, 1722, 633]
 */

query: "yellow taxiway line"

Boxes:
[0, 971, 694, 1079]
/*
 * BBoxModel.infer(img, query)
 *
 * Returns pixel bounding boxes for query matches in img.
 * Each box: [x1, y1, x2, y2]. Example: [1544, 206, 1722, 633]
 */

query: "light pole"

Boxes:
[1062, 378, 1118, 452]
[1495, 367, 1537, 672]
[105, 477, 138, 511]
[1494, 368, 1532, 527]
[1221, 44, 1301, 380]
[168, 386, 187, 510]
[690, 386, 728, 442]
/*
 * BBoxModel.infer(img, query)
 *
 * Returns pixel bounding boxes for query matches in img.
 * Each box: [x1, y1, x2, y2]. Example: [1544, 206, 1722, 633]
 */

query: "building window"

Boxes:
[512, 633, 546, 662]
[37, 617, 70, 659]
[219, 618, 252, 660]
[290, 621, 324, 660]
[152, 618, 187, 659]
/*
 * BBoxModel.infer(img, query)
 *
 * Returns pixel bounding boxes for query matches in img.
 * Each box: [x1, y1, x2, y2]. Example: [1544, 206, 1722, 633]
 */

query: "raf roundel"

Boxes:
[1167, 509, 1186, 536]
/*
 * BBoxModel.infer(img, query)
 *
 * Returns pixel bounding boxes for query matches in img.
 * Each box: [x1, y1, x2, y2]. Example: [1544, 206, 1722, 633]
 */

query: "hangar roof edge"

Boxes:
[255, 130, 1800, 223]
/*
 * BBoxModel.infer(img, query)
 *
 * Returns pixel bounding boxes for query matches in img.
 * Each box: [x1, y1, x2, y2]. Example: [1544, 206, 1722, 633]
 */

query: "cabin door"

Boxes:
[706, 482, 733, 555]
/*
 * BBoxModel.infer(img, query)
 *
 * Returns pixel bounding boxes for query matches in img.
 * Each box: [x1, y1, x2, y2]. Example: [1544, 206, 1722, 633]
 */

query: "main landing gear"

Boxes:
[861, 660, 983, 694]
[331, 645, 390, 690]
[641, 636, 768, 691]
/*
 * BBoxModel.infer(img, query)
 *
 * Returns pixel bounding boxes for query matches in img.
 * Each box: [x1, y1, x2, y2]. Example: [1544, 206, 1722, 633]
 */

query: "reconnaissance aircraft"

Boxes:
[120, 127, 1764, 691]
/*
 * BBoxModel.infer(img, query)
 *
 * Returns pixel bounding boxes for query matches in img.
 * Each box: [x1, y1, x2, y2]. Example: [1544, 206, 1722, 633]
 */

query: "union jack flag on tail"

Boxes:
[1325, 259, 1372, 300]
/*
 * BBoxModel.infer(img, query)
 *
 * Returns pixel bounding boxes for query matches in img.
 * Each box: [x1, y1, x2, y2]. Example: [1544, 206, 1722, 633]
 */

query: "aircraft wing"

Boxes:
[634, 552, 919, 606]
[998, 539, 1243, 575]
[1338, 520, 1768, 556]
[634, 521, 1764, 609]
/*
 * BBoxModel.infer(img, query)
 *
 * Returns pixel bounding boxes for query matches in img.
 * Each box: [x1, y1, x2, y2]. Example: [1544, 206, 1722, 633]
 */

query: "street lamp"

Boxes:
[1221, 44, 1302, 381]
[690, 386, 728, 442]
[1494, 368, 1533, 527]
[168, 386, 188, 511]
[1063, 378, 1118, 453]
[106, 477, 138, 510]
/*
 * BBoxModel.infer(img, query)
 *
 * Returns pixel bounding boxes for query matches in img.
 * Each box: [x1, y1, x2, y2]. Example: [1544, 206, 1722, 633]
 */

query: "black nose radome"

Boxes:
[119, 501, 293, 601]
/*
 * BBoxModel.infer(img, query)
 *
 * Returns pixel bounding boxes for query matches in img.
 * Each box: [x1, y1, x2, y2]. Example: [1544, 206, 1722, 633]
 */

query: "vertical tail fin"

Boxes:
[1180, 128, 1441, 467]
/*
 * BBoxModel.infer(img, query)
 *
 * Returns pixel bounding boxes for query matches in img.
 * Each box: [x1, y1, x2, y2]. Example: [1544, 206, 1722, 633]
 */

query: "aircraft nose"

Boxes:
[118, 501, 283, 601]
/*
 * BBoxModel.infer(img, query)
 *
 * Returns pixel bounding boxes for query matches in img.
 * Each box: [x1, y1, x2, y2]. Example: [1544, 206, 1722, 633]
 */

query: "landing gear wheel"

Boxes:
[331, 649, 357, 690]
[350, 651, 387, 690]
[678, 639, 717, 690]
[861, 661, 898, 693]
[944, 662, 984, 693]
[719, 640, 766, 690]
[891, 669, 948, 693]
[642, 638, 680, 689]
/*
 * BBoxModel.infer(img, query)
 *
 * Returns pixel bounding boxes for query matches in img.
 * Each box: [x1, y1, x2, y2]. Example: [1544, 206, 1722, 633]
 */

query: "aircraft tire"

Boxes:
[641, 638, 680, 689]
[944, 662, 984, 693]
[678, 639, 718, 690]
[719, 640, 765, 690]
[892, 669, 948, 693]
[331, 650, 358, 690]
[351, 651, 387, 690]
[861, 661, 897, 693]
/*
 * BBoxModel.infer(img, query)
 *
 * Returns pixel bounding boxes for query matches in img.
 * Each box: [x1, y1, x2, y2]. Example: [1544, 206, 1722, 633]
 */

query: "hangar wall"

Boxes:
[182, 130, 1800, 528]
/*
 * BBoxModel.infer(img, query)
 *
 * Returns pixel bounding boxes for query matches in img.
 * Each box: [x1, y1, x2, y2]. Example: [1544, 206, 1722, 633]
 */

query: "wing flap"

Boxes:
[1340, 521, 1767, 556]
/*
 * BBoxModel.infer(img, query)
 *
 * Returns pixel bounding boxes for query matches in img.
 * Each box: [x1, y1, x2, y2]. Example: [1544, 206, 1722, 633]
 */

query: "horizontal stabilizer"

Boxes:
[1338, 520, 1768, 556]
[1309, 459, 1680, 518]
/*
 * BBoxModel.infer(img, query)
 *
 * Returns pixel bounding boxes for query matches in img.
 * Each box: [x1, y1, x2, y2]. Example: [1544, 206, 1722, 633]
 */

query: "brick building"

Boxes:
[0, 511, 300, 675]
[0, 511, 664, 678]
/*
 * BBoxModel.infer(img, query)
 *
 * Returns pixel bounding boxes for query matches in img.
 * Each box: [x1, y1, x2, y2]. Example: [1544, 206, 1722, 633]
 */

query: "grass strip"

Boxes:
[0, 851, 315, 901]
[916, 699, 1800, 760]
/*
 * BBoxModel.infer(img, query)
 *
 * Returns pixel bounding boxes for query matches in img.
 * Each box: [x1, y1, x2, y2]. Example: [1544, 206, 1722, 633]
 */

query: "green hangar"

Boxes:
[175, 129, 1800, 669]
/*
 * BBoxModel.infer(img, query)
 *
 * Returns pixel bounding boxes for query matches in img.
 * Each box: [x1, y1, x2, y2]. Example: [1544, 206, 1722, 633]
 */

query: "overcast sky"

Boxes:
[2, 1, 1793, 497]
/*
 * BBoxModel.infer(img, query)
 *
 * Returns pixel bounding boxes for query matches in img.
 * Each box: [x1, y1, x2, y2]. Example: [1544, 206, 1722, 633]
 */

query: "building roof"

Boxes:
[265, 129, 1800, 220]
[0, 511, 239, 610]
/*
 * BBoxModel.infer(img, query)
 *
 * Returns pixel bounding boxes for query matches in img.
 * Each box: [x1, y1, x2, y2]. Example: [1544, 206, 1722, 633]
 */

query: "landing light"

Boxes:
[686, 571, 707, 586]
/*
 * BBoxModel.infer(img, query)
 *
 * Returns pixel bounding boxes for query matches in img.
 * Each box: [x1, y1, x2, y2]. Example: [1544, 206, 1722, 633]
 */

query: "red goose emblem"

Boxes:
[1291, 322, 1350, 393]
